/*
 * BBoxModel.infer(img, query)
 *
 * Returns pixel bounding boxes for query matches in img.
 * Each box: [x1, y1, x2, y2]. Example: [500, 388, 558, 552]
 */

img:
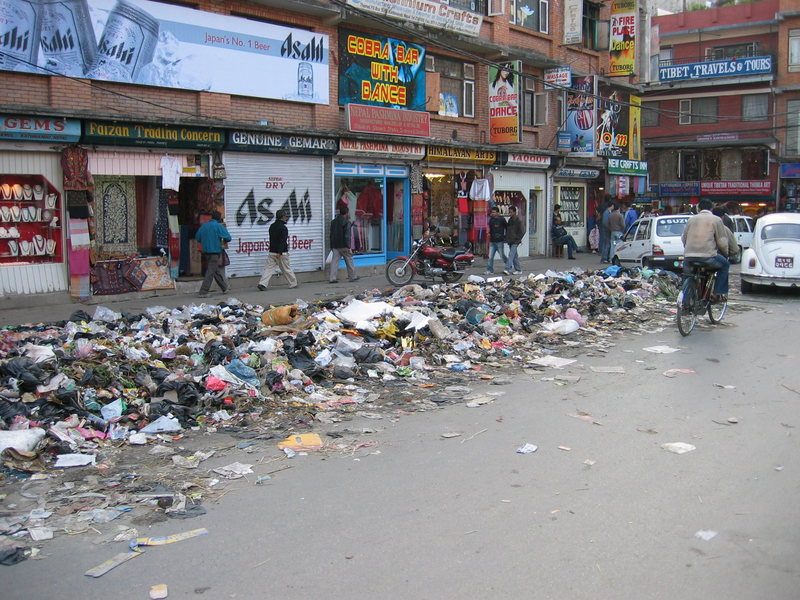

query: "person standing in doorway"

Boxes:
[504, 205, 525, 275]
[600, 199, 613, 263]
[608, 202, 626, 258]
[195, 210, 231, 298]
[329, 206, 359, 283]
[486, 206, 507, 274]
[258, 209, 298, 291]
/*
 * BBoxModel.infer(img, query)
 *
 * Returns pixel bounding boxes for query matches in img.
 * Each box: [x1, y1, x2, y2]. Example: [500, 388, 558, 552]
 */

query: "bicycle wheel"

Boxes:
[676, 277, 698, 336]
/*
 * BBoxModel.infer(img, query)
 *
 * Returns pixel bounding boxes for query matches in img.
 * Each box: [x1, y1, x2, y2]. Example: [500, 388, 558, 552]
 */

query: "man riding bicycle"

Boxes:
[681, 198, 731, 302]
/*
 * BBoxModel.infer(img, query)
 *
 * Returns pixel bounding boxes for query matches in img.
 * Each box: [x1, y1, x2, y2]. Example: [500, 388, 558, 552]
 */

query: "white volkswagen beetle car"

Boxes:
[740, 213, 800, 293]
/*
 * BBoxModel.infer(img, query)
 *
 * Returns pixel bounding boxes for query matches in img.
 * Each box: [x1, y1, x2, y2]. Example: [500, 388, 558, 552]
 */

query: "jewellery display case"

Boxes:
[0, 176, 62, 264]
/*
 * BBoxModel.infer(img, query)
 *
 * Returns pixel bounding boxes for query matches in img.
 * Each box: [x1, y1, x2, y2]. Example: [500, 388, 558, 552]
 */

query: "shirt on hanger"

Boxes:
[160, 155, 182, 192]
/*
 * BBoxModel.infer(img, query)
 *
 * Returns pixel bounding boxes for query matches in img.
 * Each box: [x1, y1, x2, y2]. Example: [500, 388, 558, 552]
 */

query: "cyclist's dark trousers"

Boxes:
[706, 254, 729, 294]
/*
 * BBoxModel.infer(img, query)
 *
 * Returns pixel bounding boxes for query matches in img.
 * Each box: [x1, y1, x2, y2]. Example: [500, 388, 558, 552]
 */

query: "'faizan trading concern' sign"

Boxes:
[659, 56, 772, 82]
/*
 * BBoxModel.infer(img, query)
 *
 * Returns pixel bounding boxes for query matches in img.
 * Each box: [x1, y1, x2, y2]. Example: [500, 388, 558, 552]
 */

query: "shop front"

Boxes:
[489, 152, 551, 257]
[423, 145, 497, 257]
[335, 140, 425, 264]
[81, 120, 225, 297]
[224, 132, 335, 277]
[606, 158, 649, 215]
[0, 115, 80, 297]
[554, 167, 601, 249]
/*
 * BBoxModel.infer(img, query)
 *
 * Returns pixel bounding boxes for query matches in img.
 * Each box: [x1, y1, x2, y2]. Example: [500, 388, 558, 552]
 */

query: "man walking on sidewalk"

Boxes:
[195, 210, 231, 298]
[486, 206, 507, 274]
[504, 205, 525, 274]
[329, 206, 359, 283]
[258, 210, 298, 291]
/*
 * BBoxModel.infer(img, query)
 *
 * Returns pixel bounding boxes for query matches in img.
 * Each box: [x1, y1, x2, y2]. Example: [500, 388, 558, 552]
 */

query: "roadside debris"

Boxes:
[661, 442, 696, 454]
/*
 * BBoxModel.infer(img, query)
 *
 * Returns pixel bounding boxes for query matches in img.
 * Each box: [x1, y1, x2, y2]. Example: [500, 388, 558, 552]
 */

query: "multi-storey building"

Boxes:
[0, 0, 644, 299]
[642, 0, 800, 217]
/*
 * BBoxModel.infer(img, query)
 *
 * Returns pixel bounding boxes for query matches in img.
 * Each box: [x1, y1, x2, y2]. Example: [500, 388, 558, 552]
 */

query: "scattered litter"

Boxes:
[557, 445, 572, 451]
[150, 584, 169, 599]
[531, 356, 577, 369]
[516, 443, 538, 454]
[662, 369, 695, 378]
[727, 417, 739, 424]
[129, 528, 209, 550]
[661, 442, 696, 454]
[569, 411, 603, 425]
[583, 459, 596, 467]
[212, 463, 253, 479]
[277, 433, 323, 451]
[84, 551, 141, 578]
[28, 527, 53, 541]
[643, 345, 681, 354]
[590, 366, 625, 374]
[694, 530, 718, 542]
[53, 453, 96, 468]
[713, 383, 736, 390]
[775, 466, 784, 472]
[440, 432, 462, 439]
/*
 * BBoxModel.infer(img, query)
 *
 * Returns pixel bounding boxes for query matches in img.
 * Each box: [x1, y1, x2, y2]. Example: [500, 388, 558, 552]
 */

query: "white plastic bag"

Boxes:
[325, 250, 333, 265]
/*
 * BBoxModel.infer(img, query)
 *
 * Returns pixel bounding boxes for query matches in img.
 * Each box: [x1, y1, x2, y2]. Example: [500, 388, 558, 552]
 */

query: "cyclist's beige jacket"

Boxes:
[681, 210, 730, 258]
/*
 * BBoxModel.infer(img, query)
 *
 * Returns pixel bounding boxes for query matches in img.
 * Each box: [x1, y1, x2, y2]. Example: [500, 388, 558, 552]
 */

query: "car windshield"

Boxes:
[655, 217, 688, 237]
[761, 223, 800, 241]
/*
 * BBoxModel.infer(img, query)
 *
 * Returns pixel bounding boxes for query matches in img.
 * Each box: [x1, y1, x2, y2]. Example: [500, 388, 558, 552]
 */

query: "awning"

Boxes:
[645, 137, 776, 149]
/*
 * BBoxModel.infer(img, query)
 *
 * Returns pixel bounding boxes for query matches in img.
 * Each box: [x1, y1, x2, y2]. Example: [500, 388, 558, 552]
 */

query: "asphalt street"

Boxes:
[2, 257, 800, 599]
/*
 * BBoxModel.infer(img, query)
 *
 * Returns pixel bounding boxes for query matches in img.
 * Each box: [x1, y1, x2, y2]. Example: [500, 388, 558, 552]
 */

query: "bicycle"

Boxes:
[676, 258, 728, 336]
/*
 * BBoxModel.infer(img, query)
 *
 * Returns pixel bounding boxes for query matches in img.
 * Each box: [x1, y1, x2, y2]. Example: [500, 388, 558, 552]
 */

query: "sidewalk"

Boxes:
[1, 251, 606, 327]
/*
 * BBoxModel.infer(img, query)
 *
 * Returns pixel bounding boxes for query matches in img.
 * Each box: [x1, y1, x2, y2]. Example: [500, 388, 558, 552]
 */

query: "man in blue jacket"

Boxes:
[195, 210, 231, 297]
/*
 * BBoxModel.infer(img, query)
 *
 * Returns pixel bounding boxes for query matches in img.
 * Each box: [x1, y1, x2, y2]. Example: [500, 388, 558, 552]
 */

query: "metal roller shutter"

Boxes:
[223, 152, 325, 278]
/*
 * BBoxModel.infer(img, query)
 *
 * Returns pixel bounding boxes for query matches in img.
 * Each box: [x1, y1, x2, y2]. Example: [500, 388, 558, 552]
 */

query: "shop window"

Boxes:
[788, 99, 800, 155]
[334, 177, 384, 255]
[582, 1, 604, 51]
[0, 176, 62, 265]
[741, 150, 768, 180]
[557, 186, 585, 228]
[678, 151, 699, 181]
[510, 0, 548, 33]
[702, 150, 721, 181]
[679, 97, 717, 125]
[742, 94, 768, 122]
[705, 42, 759, 60]
[428, 56, 475, 118]
[642, 101, 659, 127]
[791, 29, 800, 72]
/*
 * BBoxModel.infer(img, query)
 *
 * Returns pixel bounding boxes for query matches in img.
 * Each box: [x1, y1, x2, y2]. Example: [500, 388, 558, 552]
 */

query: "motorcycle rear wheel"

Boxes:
[386, 258, 415, 286]
[442, 271, 463, 283]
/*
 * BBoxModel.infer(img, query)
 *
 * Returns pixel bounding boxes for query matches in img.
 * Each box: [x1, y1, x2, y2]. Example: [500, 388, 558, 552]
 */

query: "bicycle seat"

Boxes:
[683, 257, 721, 274]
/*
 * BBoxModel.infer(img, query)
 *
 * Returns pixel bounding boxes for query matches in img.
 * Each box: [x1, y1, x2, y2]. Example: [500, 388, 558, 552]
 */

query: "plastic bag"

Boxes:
[543, 319, 580, 335]
[225, 359, 260, 387]
[93, 305, 121, 322]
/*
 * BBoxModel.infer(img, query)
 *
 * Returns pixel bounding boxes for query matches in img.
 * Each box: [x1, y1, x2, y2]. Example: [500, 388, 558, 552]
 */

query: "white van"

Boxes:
[730, 215, 754, 263]
[613, 214, 690, 271]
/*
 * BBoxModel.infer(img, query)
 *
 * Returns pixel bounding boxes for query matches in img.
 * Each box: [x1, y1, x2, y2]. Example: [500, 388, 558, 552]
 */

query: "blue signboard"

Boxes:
[780, 164, 800, 179]
[0, 115, 80, 143]
[659, 181, 700, 196]
[659, 56, 772, 82]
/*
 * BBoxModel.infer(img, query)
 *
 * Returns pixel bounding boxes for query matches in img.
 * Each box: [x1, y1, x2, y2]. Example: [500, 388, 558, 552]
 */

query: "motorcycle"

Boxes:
[385, 237, 475, 286]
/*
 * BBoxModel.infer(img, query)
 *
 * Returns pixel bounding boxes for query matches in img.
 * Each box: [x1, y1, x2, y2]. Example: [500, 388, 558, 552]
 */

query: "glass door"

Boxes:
[386, 178, 409, 258]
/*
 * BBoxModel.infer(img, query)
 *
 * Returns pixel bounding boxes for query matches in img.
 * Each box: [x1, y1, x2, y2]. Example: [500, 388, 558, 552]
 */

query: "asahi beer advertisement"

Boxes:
[609, 0, 636, 77]
[596, 84, 629, 157]
[566, 75, 595, 158]
[0, 0, 330, 103]
[488, 61, 521, 144]
[338, 29, 426, 110]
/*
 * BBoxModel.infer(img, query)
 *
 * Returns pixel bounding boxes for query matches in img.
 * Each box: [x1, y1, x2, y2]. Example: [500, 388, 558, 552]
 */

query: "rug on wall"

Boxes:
[94, 176, 137, 256]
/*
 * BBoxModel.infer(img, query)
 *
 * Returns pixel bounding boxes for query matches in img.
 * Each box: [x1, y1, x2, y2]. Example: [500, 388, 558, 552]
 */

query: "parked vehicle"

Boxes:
[612, 214, 690, 271]
[385, 237, 475, 285]
[729, 215, 754, 264]
[740, 213, 800, 293]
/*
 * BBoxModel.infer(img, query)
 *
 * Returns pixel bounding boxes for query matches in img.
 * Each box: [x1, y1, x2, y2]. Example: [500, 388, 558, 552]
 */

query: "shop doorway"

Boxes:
[387, 178, 409, 258]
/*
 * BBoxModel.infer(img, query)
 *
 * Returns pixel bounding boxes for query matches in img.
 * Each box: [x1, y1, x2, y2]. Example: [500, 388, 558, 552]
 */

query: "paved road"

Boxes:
[4, 285, 799, 599]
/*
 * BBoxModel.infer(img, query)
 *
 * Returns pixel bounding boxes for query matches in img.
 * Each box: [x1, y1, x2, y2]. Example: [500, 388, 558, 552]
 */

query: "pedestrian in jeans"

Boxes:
[504, 205, 525, 274]
[551, 216, 578, 259]
[194, 210, 231, 298]
[600, 200, 612, 263]
[329, 206, 359, 283]
[486, 206, 507, 274]
[608, 202, 626, 258]
[257, 209, 298, 291]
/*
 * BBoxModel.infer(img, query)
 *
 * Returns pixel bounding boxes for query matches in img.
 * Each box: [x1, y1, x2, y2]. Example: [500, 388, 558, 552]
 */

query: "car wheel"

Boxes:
[740, 278, 754, 294]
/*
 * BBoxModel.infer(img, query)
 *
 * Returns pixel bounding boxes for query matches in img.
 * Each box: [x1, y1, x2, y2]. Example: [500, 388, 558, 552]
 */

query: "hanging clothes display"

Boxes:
[62, 146, 93, 191]
[160, 154, 183, 191]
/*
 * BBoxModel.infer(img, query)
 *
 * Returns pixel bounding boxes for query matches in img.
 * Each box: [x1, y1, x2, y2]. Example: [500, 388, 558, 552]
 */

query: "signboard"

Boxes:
[0, 115, 80, 142]
[658, 56, 773, 82]
[488, 61, 521, 144]
[629, 94, 641, 160]
[609, 0, 636, 77]
[780, 164, 800, 179]
[345, 0, 482, 37]
[556, 168, 600, 179]
[557, 131, 572, 151]
[700, 181, 772, 195]
[426, 145, 496, 164]
[607, 158, 648, 176]
[505, 153, 551, 168]
[697, 133, 739, 142]
[83, 121, 224, 148]
[596, 85, 629, 158]
[659, 181, 700, 195]
[563, 0, 583, 45]
[0, 0, 330, 103]
[566, 76, 596, 157]
[544, 67, 571, 89]
[227, 132, 337, 154]
[338, 139, 425, 159]
[338, 30, 425, 110]
[346, 104, 430, 137]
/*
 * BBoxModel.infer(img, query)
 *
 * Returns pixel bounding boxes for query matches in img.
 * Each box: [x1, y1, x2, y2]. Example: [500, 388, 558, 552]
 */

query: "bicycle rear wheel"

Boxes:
[676, 277, 698, 336]
[708, 297, 728, 323]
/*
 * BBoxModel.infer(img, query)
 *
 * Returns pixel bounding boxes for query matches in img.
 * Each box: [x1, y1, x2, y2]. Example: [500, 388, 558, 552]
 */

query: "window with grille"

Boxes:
[582, 1, 600, 50]
[449, 0, 489, 15]
[512, 0, 548, 34]
[642, 102, 659, 127]
[706, 42, 759, 60]
[791, 29, 800, 71]
[788, 100, 800, 155]
[679, 97, 717, 125]
[742, 94, 768, 122]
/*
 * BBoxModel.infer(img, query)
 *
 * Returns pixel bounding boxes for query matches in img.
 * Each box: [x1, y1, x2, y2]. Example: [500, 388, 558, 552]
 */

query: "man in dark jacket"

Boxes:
[329, 206, 359, 283]
[257, 209, 298, 290]
[551, 216, 578, 260]
[195, 210, 231, 297]
[486, 206, 507, 274]
[504, 205, 525, 274]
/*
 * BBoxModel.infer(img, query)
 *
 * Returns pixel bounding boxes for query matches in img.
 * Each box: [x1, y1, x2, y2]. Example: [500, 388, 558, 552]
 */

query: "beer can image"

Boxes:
[297, 62, 313, 99]
[86, 0, 159, 83]
[40, 0, 97, 77]
[0, 0, 42, 72]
